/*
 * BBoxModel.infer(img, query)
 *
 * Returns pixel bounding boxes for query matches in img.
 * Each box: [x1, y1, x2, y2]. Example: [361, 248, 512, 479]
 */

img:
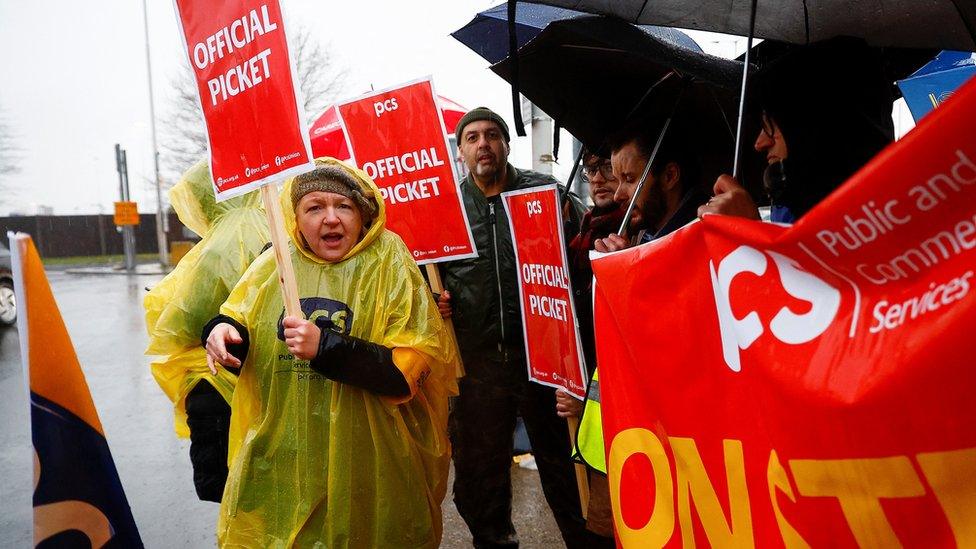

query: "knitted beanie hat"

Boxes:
[455, 106, 510, 143]
[291, 165, 378, 224]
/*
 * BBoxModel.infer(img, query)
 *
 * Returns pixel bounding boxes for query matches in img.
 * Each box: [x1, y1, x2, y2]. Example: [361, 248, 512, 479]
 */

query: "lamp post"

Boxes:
[142, 0, 169, 267]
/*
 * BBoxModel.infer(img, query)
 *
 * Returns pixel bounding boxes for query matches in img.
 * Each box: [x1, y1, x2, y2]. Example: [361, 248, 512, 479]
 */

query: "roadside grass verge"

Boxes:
[42, 253, 159, 267]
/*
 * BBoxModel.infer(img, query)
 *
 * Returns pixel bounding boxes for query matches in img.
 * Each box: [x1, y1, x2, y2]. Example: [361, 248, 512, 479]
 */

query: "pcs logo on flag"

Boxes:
[709, 246, 842, 372]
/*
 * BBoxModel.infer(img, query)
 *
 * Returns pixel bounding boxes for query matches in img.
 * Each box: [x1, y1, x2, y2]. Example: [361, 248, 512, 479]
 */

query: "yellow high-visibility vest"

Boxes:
[577, 368, 606, 474]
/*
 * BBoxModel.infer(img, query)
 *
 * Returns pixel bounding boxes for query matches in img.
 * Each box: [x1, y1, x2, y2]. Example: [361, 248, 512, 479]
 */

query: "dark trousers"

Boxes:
[184, 380, 231, 503]
[450, 350, 615, 549]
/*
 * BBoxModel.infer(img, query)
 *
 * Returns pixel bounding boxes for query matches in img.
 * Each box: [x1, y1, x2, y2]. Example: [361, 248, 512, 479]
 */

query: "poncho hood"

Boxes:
[280, 157, 386, 264]
[169, 160, 263, 237]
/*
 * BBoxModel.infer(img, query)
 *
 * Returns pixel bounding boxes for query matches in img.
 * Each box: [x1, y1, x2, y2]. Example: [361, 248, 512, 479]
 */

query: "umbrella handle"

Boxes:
[732, 0, 759, 179]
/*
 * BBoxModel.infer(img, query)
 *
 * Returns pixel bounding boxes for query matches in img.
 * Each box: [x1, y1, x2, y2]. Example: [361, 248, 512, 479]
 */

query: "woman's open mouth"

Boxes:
[321, 232, 344, 246]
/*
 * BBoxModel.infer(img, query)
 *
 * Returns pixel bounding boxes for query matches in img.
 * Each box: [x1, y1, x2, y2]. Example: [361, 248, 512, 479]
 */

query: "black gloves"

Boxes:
[309, 317, 410, 397]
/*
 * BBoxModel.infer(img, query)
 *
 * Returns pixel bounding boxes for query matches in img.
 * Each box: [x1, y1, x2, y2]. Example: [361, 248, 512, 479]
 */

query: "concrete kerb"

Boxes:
[64, 264, 170, 276]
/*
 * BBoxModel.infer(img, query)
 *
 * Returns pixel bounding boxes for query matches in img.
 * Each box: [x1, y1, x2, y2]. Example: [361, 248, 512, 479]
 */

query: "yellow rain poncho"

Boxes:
[217, 158, 460, 548]
[144, 161, 270, 436]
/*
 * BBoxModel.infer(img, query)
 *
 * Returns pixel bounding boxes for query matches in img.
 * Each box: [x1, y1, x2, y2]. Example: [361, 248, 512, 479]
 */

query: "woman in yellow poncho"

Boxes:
[144, 160, 270, 502]
[204, 158, 460, 548]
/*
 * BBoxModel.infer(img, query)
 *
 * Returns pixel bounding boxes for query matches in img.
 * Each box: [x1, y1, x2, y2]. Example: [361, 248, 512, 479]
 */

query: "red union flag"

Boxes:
[502, 185, 587, 398]
[335, 78, 476, 264]
[592, 77, 976, 547]
[173, 0, 314, 200]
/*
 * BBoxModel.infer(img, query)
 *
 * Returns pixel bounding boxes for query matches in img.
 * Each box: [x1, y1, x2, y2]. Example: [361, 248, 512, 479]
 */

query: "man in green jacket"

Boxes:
[437, 107, 607, 548]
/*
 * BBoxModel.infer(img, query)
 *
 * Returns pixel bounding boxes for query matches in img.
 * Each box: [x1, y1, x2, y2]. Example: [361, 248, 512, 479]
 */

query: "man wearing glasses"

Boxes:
[563, 150, 623, 382]
[556, 150, 624, 542]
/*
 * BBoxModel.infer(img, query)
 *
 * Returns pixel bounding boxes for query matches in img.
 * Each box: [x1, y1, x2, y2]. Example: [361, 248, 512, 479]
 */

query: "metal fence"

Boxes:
[0, 214, 191, 258]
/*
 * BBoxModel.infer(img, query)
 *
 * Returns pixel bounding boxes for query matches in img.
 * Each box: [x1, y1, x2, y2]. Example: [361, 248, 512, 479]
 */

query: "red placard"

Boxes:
[335, 78, 476, 264]
[173, 0, 314, 200]
[502, 185, 587, 398]
[591, 77, 976, 547]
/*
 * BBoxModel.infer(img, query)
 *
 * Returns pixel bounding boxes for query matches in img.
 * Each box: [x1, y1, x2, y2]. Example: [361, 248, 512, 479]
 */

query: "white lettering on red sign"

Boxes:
[192, 4, 278, 70]
[362, 147, 445, 179]
[378, 177, 442, 205]
[373, 98, 399, 117]
[189, 4, 280, 107]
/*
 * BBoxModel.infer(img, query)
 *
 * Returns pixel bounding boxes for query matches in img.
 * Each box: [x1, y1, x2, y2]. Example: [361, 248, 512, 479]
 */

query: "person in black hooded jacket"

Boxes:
[698, 36, 895, 221]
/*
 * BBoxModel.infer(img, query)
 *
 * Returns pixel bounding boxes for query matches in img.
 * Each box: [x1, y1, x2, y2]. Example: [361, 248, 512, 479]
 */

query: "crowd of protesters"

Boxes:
[144, 34, 899, 548]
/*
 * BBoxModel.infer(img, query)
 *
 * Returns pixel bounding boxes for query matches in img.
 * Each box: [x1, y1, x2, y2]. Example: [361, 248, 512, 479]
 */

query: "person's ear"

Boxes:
[662, 162, 681, 193]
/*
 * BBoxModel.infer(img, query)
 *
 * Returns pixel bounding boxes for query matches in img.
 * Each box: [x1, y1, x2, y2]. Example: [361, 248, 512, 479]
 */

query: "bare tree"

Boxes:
[0, 105, 21, 207]
[159, 70, 209, 187]
[158, 26, 349, 188]
[291, 28, 350, 121]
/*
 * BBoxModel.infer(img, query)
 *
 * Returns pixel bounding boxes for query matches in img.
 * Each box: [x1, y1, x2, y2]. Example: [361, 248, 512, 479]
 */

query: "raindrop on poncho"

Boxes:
[216, 158, 460, 548]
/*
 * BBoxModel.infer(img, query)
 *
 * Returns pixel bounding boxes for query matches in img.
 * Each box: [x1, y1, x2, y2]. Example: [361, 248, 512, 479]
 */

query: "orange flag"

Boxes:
[10, 232, 143, 548]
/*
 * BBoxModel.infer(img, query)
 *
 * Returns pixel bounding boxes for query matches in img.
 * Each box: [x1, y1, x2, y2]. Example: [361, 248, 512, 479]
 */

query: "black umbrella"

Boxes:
[521, 0, 975, 176]
[453, 5, 709, 176]
[491, 16, 742, 150]
[741, 39, 937, 83]
[491, 16, 751, 232]
[490, 16, 742, 151]
[451, 2, 586, 64]
[518, 0, 976, 51]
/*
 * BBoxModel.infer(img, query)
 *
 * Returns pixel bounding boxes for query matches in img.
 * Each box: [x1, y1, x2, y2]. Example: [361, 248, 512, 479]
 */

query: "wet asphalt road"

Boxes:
[0, 271, 562, 548]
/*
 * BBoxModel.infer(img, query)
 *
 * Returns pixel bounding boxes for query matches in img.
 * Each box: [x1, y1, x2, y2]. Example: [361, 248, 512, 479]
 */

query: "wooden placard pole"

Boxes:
[261, 185, 302, 318]
[566, 415, 590, 519]
[424, 263, 450, 308]
[424, 263, 465, 378]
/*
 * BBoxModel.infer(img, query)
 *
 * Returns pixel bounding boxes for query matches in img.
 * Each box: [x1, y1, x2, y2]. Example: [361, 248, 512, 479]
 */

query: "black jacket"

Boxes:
[441, 164, 584, 356]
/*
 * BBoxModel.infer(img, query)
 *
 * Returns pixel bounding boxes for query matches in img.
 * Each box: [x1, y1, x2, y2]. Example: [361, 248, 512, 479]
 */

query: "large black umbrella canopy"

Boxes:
[451, 2, 587, 64]
[520, 0, 976, 50]
[738, 38, 937, 100]
[490, 16, 743, 156]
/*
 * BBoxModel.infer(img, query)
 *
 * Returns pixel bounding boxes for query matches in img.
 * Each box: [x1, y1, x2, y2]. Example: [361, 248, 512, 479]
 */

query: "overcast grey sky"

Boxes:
[0, 0, 505, 214]
[0, 1, 912, 215]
